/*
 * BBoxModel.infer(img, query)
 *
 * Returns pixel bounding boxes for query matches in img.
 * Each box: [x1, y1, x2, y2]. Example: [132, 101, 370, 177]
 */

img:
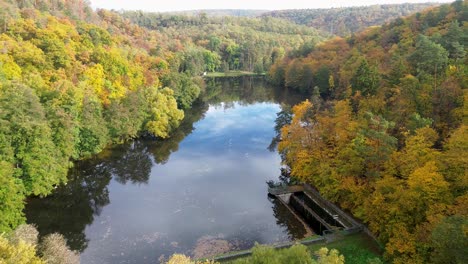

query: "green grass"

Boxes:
[306, 233, 383, 264]
[220, 233, 383, 263]
[204, 71, 265, 77]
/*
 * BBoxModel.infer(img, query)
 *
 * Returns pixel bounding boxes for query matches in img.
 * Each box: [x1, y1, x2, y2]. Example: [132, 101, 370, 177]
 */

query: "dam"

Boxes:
[268, 184, 362, 236]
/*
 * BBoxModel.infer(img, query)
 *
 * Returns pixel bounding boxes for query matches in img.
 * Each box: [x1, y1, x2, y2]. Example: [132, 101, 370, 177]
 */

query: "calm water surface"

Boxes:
[26, 77, 307, 263]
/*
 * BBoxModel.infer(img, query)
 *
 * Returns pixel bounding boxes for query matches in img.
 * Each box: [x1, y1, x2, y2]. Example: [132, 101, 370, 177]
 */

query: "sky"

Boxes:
[89, 0, 453, 12]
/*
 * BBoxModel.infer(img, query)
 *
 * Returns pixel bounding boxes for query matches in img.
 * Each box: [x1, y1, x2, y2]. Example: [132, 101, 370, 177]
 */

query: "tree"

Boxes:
[77, 91, 109, 157]
[285, 60, 314, 93]
[440, 125, 468, 196]
[387, 127, 439, 179]
[0, 83, 68, 196]
[430, 215, 468, 264]
[203, 50, 221, 72]
[314, 66, 331, 98]
[163, 73, 201, 109]
[442, 20, 466, 61]
[347, 112, 397, 179]
[0, 236, 45, 264]
[144, 86, 184, 139]
[0, 161, 25, 232]
[351, 59, 380, 96]
[315, 248, 345, 264]
[408, 35, 448, 75]
[39, 234, 80, 264]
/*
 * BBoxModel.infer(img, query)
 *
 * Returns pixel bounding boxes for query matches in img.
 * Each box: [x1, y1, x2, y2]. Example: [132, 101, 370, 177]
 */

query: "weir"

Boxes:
[268, 184, 362, 236]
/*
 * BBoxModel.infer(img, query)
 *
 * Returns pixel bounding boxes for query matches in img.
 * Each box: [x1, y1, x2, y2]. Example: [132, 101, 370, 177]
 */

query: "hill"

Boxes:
[270, 0, 467, 262]
[162, 9, 268, 17]
[121, 11, 327, 73]
[262, 3, 443, 36]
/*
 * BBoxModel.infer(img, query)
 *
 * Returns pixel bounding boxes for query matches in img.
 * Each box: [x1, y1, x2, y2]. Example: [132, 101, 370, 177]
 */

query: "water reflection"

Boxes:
[269, 196, 309, 239]
[107, 141, 152, 185]
[203, 76, 303, 107]
[25, 159, 112, 252]
[147, 101, 209, 164]
[25, 77, 309, 263]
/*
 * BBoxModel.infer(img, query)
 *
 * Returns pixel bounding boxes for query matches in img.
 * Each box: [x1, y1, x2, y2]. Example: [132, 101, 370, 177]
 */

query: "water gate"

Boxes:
[268, 184, 362, 236]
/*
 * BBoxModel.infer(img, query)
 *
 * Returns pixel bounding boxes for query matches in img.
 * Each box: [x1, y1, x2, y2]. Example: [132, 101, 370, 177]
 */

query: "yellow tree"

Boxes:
[278, 100, 315, 182]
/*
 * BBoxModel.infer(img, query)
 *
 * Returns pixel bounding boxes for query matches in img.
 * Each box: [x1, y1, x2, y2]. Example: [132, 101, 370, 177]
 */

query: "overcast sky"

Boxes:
[89, 0, 453, 12]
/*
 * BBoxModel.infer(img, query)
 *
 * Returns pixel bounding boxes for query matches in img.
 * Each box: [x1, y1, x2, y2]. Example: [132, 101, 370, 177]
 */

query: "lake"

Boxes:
[25, 77, 308, 264]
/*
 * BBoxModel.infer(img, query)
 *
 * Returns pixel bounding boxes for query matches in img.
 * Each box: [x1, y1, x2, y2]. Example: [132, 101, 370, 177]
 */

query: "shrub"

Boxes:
[8, 224, 39, 247]
[0, 236, 44, 264]
[39, 233, 79, 264]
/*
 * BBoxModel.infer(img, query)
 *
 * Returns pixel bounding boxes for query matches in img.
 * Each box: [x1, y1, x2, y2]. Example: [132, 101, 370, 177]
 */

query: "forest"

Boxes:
[270, 1, 467, 263]
[0, 0, 325, 235]
[0, 0, 189, 236]
[263, 3, 441, 36]
[0, 0, 466, 263]
[121, 11, 325, 73]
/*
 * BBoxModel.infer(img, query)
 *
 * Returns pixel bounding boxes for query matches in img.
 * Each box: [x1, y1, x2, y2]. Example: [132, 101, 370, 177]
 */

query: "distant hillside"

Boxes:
[122, 11, 327, 72]
[262, 3, 442, 36]
[162, 9, 268, 17]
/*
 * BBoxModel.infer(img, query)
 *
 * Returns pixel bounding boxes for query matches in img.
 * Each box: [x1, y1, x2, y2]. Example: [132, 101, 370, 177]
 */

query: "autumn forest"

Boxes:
[0, 0, 466, 263]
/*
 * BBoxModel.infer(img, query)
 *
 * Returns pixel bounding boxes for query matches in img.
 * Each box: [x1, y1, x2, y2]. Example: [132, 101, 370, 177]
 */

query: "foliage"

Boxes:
[0, 224, 78, 264]
[263, 3, 441, 36]
[351, 60, 380, 96]
[39, 234, 79, 264]
[122, 11, 326, 73]
[8, 224, 39, 247]
[430, 215, 468, 264]
[0, 236, 44, 264]
[0, 0, 204, 233]
[0, 161, 25, 232]
[166, 254, 217, 264]
[230, 244, 344, 264]
[273, 1, 467, 263]
[144, 87, 184, 138]
[408, 35, 449, 75]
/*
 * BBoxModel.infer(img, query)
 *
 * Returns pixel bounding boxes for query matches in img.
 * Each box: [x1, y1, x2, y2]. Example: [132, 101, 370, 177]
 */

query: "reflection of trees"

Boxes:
[203, 76, 305, 107]
[268, 196, 308, 240]
[147, 100, 209, 164]
[24, 101, 209, 253]
[106, 140, 152, 185]
[268, 105, 292, 152]
[24, 160, 112, 252]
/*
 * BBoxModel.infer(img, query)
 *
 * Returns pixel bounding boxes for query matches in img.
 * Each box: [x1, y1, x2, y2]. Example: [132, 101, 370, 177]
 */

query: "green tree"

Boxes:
[144, 86, 184, 138]
[163, 73, 201, 109]
[442, 20, 466, 61]
[77, 92, 109, 157]
[430, 215, 468, 264]
[351, 59, 380, 96]
[314, 66, 331, 98]
[408, 34, 448, 75]
[0, 161, 25, 232]
[0, 83, 68, 196]
[203, 50, 221, 72]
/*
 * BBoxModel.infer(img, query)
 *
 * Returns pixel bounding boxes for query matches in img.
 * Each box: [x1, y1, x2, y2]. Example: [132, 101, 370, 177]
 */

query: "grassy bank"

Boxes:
[219, 233, 383, 263]
[204, 71, 265, 77]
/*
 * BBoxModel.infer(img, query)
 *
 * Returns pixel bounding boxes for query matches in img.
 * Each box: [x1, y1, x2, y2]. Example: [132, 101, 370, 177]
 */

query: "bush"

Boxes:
[231, 244, 343, 264]
[0, 225, 79, 264]
[8, 224, 39, 247]
[166, 254, 217, 264]
[0, 236, 44, 264]
[39, 233, 79, 264]
[167, 254, 193, 264]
